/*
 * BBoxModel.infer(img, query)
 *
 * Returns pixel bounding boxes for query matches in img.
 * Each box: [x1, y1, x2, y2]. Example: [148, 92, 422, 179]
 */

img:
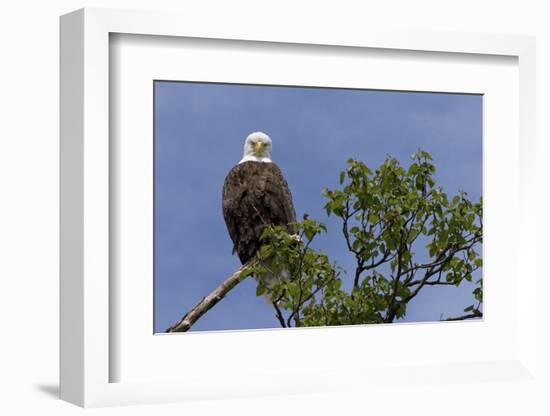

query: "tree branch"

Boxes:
[444, 310, 482, 321]
[165, 260, 255, 333]
[273, 298, 287, 328]
[402, 237, 479, 278]
[385, 234, 406, 323]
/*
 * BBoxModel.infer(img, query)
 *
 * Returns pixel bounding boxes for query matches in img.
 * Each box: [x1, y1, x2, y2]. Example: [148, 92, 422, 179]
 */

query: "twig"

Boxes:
[273, 300, 287, 328]
[444, 310, 483, 321]
[165, 260, 256, 333]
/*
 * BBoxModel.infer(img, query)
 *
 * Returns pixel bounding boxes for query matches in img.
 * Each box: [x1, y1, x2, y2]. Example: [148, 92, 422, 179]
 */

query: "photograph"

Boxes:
[154, 81, 483, 333]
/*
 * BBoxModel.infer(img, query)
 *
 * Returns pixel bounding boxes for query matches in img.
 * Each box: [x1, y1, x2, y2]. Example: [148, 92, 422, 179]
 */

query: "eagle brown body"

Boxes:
[222, 161, 296, 264]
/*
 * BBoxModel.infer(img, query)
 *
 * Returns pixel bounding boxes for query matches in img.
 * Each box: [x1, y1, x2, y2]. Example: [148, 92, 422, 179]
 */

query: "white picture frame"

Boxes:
[60, 7, 537, 408]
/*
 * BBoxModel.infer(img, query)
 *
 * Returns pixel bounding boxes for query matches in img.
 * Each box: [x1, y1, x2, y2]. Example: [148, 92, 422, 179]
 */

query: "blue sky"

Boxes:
[154, 81, 482, 333]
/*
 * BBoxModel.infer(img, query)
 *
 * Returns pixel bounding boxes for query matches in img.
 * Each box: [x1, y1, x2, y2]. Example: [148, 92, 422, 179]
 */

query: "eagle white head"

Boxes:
[239, 131, 273, 164]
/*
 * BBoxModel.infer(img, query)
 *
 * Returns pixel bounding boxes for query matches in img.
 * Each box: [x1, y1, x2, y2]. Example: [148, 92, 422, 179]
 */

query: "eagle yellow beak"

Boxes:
[254, 141, 264, 154]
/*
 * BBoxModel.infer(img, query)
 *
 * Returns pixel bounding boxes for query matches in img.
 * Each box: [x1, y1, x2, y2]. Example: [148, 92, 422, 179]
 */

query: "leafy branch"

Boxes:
[166, 150, 483, 331]
[255, 150, 483, 327]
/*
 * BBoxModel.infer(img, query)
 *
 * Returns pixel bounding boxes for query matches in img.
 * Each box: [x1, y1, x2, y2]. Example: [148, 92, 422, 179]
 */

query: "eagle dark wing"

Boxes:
[222, 161, 296, 264]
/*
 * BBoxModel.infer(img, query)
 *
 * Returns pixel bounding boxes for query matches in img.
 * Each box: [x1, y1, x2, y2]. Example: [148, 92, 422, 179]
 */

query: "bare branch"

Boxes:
[165, 260, 256, 333]
[385, 231, 407, 323]
[342, 201, 357, 255]
[402, 238, 479, 278]
[407, 264, 481, 288]
[272, 296, 287, 328]
[444, 310, 482, 321]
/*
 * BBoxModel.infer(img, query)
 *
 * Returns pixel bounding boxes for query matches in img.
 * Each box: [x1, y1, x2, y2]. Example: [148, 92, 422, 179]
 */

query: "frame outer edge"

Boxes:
[58, 6, 538, 407]
[82, 8, 111, 407]
[517, 38, 537, 376]
[59, 8, 85, 407]
[82, 7, 532, 57]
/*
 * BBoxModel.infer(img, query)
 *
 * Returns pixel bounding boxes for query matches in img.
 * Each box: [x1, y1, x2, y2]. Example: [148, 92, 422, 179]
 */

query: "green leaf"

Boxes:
[256, 284, 266, 296]
[259, 245, 274, 259]
[464, 304, 474, 312]
[396, 303, 406, 319]
[288, 282, 300, 298]
[239, 268, 255, 279]
[421, 150, 433, 161]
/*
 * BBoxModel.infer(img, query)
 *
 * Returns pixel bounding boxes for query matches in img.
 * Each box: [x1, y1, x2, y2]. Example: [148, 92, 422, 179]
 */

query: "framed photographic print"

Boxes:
[60, 7, 537, 408]
[155, 81, 484, 334]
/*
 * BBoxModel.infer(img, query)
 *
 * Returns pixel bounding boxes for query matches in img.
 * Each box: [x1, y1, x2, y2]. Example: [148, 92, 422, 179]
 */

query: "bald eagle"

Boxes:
[222, 132, 297, 288]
